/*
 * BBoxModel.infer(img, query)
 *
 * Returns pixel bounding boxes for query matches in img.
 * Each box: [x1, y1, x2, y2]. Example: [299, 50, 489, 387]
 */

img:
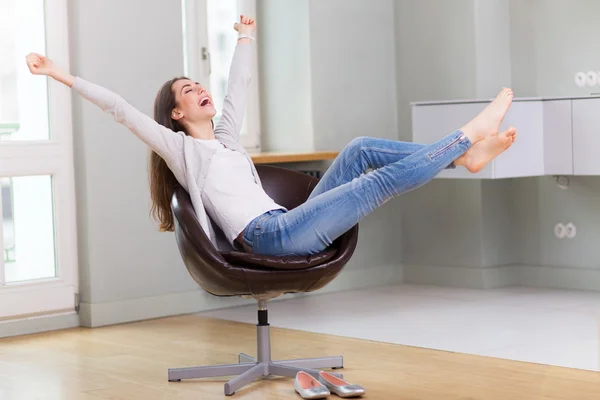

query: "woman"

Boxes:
[26, 15, 516, 257]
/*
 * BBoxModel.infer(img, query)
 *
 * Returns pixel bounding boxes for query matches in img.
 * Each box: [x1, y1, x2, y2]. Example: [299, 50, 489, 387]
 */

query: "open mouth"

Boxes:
[199, 97, 211, 107]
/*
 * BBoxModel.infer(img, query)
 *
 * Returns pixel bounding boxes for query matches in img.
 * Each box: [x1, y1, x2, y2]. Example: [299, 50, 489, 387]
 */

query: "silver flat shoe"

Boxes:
[318, 371, 366, 398]
[294, 371, 330, 399]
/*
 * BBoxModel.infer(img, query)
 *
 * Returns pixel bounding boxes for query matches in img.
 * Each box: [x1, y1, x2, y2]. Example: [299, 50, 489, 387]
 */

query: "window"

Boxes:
[0, 0, 49, 142]
[2, 175, 56, 283]
[217, 33, 227, 52]
[182, 0, 261, 152]
[0, 0, 78, 320]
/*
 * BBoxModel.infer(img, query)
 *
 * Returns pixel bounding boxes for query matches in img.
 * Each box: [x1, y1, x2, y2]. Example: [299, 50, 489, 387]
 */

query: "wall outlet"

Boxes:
[575, 71, 600, 87]
[554, 223, 566, 239]
[565, 223, 577, 239]
[586, 71, 597, 87]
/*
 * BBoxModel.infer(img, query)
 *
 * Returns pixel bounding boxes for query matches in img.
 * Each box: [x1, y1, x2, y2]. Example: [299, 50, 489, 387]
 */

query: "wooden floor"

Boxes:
[0, 315, 599, 399]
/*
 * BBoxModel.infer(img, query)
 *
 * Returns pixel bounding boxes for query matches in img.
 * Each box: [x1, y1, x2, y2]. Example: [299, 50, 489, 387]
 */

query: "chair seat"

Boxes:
[220, 247, 337, 271]
[171, 165, 359, 296]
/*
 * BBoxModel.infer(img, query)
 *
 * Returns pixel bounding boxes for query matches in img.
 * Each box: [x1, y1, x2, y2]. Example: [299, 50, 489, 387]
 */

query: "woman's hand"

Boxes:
[234, 15, 256, 36]
[25, 52, 75, 87]
[25, 53, 56, 76]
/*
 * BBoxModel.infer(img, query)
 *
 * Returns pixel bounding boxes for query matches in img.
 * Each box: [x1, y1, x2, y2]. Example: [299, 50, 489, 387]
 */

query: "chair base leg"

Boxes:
[238, 353, 256, 364]
[169, 357, 344, 396]
[238, 354, 341, 370]
[274, 356, 343, 370]
[168, 362, 255, 381]
[224, 364, 266, 395]
[269, 363, 326, 379]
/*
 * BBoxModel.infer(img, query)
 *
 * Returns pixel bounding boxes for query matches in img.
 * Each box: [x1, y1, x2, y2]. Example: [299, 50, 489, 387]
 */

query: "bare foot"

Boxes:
[455, 127, 517, 173]
[460, 88, 514, 144]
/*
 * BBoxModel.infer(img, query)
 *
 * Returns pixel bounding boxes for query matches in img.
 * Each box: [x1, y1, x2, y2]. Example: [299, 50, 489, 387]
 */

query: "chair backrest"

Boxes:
[171, 165, 359, 297]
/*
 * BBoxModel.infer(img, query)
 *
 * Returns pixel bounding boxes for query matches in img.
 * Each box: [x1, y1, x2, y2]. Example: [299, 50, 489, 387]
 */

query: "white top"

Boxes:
[199, 139, 286, 244]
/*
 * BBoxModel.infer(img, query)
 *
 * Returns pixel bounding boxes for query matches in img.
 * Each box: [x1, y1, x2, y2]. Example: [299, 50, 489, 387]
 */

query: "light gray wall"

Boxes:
[508, 2, 537, 96]
[395, 0, 477, 143]
[308, 0, 399, 149]
[395, 0, 489, 271]
[401, 180, 485, 267]
[481, 179, 515, 267]
[473, 0, 512, 97]
[509, 0, 600, 272]
[536, 177, 600, 268]
[510, 0, 600, 97]
[69, 0, 200, 316]
[511, 175, 600, 269]
[257, 0, 314, 152]
[510, 177, 541, 265]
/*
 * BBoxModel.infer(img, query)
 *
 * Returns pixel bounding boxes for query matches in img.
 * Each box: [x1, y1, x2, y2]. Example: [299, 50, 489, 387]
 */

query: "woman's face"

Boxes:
[171, 79, 217, 124]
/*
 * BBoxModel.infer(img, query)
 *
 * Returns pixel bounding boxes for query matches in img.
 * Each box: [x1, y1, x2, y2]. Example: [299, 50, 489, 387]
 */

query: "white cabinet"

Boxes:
[573, 98, 600, 175]
[411, 98, 577, 179]
[543, 100, 573, 176]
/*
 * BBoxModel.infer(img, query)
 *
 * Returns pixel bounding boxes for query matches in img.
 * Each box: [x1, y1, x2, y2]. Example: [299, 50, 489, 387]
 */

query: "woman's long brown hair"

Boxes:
[149, 77, 188, 232]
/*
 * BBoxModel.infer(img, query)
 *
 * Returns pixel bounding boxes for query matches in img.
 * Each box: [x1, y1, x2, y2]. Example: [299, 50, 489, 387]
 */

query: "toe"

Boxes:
[500, 127, 516, 138]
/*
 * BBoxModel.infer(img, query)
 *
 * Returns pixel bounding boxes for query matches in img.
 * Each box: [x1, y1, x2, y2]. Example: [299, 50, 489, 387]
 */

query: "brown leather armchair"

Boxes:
[168, 165, 359, 396]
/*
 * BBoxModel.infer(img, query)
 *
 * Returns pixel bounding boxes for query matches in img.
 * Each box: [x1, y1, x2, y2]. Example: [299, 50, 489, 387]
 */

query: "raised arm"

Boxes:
[25, 53, 186, 180]
[214, 15, 256, 143]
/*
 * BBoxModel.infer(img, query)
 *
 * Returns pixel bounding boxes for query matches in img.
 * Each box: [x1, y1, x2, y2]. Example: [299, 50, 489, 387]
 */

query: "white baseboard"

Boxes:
[515, 264, 600, 291]
[402, 263, 517, 289]
[0, 312, 79, 339]
[79, 290, 253, 328]
[403, 263, 600, 291]
[80, 264, 404, 328]
[310, 263, 404, 294]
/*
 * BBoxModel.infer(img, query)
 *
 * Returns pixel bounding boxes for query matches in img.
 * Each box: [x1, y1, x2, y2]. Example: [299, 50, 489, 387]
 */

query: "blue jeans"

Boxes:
[241, 130, 472, 256]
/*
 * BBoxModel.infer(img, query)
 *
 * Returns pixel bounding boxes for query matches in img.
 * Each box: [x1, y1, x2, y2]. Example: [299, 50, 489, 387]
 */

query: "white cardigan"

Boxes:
[71, 43, 270, 251]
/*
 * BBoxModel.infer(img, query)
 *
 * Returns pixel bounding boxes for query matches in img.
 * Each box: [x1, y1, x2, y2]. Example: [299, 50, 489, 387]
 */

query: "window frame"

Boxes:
[1, 177, 16, 263]
[0, 0, 79, 320]
[182, 0, 261, 152]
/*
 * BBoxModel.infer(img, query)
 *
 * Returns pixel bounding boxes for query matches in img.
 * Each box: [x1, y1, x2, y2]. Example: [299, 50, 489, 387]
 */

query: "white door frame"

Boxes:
[0, 0, 78, 320]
